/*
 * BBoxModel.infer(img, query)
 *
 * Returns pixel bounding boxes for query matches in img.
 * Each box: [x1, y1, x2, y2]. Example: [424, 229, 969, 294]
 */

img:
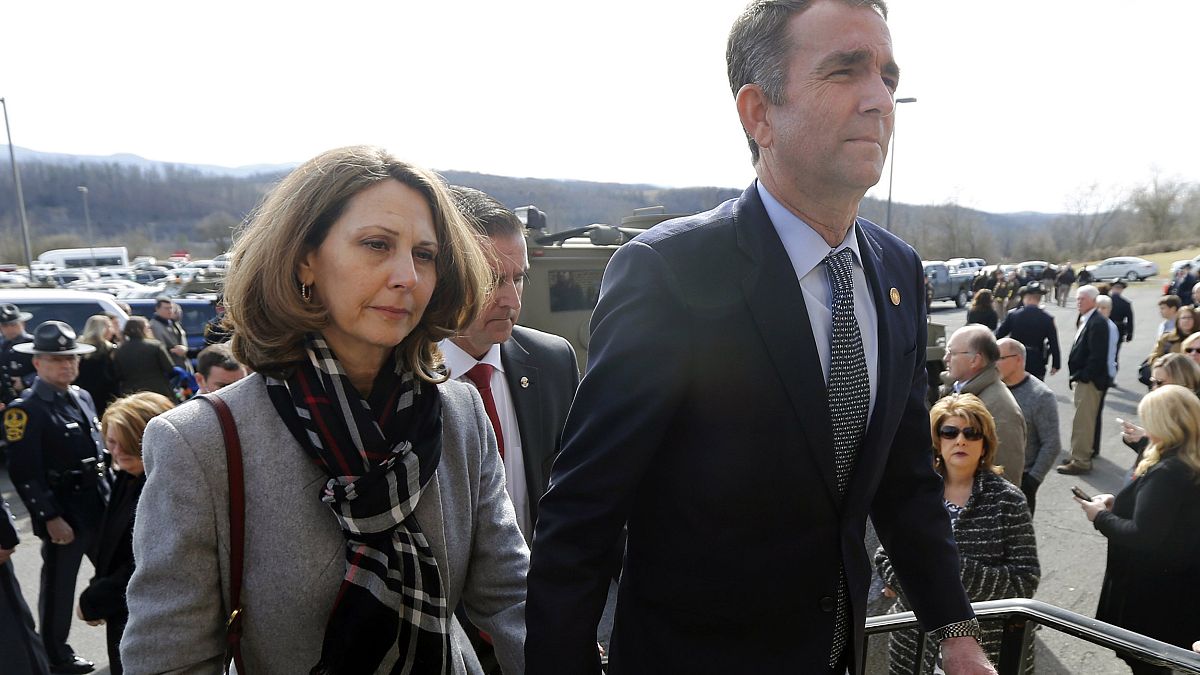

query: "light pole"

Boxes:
[885, 96, 918, 233]
[78, 185, 95, 266]
[1, 97, 34, 272]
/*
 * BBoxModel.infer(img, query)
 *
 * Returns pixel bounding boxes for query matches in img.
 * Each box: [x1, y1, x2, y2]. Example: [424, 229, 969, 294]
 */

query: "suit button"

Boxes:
[820, 596, 836, 613]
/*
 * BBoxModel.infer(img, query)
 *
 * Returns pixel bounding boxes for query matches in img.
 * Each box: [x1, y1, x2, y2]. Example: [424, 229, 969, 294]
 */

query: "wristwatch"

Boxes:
[929, 618, 982, 643]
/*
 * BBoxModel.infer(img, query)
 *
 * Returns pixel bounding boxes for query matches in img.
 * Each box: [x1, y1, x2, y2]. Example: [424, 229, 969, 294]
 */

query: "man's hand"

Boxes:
[881, 585, 897, 599]
[76, 602, 105, 626]
[46, 517, 75, 545]
[170, 345, 187, 357]
[941, 636, 997, 674]
[1050, 367, 1059, 376]
[0, 546, 13, 564]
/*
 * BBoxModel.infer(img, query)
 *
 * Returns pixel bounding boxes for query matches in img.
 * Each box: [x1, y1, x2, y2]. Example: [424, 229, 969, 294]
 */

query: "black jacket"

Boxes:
[80, 470, 145, 621]
[1109, 294, 1134, 342]
[1068, 311, 1111, 389]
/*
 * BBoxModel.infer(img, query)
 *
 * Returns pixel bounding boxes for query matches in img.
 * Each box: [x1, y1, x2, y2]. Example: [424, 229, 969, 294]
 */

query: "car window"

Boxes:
[13, 302, 109, 333]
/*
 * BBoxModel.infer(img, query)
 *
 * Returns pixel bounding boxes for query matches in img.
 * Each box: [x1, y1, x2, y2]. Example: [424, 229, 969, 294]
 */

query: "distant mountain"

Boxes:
[0, 146, 1070, 263]
[4, 146, 295, 178]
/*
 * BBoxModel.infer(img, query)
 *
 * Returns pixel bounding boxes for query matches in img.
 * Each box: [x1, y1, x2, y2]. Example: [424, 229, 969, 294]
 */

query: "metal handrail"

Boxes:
[864, 598, 1200, 674]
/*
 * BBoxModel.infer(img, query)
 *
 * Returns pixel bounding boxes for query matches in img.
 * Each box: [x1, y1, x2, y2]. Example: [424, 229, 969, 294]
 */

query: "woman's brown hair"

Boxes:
[101, 392, 175, 460]
[223, 146, 491, 381]
[929, 393, 1003, 476]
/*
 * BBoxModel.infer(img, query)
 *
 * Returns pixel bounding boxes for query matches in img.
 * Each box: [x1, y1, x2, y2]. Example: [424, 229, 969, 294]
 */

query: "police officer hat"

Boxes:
[12, 321, 96, 356]
[1019, 282, 1046, 297]
[0, 303, 33, 325]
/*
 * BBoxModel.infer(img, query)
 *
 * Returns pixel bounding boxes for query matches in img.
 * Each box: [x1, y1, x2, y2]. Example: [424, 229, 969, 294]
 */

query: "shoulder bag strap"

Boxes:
[201, 393, 247, 675]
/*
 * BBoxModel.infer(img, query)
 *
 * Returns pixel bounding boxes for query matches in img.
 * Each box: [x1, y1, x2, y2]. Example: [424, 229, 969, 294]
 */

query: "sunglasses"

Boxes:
[1187, 348, 1200, 354]
[938, 425, 984, 441]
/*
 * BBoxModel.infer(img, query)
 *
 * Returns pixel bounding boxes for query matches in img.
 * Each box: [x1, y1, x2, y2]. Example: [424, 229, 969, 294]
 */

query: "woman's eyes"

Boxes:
[362, 239, 436, 261]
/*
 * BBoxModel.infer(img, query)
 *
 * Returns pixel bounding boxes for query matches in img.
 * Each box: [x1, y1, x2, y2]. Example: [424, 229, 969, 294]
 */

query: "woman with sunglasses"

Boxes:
[1147, 304, 1197, 365]
[1120, 353, 1200, 472]
[1077, 384, 1200, 674]
[1181, 331, 1200, 367]
[875, 393, 1039, 674]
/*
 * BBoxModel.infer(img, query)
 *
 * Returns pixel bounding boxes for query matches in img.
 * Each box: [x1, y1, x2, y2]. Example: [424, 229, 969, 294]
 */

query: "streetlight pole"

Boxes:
[885, 96, 918, 233]
[1, 97, 34, 272]
[78, 186, 95, 266]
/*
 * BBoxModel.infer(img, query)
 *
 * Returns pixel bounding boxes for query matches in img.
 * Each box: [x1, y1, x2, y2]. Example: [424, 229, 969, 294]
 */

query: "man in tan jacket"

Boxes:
[941, 324, 1027, 483]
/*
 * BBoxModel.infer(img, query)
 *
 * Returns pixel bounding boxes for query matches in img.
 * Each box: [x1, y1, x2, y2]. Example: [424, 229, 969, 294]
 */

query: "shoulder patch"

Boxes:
[4, 408, 28, 442]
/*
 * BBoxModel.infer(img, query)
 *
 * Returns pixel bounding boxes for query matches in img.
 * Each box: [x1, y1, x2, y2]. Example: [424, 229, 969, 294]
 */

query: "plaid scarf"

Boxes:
[266, 334, 448, 674]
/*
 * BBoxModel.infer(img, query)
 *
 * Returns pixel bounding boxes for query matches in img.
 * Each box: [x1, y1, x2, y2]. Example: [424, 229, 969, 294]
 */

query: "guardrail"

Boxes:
[863, 598, 1200, 674]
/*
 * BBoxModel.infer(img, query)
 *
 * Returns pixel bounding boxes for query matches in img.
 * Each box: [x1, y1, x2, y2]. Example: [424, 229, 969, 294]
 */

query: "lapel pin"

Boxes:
[520, 376, 530, 388]
[890, 287, 901, 306]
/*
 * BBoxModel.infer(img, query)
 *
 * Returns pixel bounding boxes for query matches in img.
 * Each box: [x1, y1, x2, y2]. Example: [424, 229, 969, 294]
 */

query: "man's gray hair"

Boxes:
[727, 0, 889, 164]
[1077, 284, 1100, 301]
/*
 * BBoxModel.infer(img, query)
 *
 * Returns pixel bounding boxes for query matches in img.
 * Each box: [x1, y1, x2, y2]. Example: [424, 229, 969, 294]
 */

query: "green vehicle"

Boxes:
[515, 205, 948, 401]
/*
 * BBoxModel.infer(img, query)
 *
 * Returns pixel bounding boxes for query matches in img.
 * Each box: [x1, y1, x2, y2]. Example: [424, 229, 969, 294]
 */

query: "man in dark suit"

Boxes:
[526, 2, 992, 673]
[440, 186, 580, 542]
[1107, 280, 1134, 350]
[995, 282, 1060, 380]
[441, 186, 583, 672]
[1058, 285, 1112, 476]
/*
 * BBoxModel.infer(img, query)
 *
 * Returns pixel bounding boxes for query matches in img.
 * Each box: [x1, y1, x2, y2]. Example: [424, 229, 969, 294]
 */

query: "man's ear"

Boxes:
[736, 83, 773, 154]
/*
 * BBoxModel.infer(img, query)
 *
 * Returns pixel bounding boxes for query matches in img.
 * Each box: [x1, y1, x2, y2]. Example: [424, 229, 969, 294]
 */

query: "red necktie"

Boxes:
[464, 363, 505, 458]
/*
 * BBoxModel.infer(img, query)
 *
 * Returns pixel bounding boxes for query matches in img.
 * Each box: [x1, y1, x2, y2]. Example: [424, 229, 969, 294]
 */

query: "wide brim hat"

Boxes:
[1020, 282, 1046, 297]
[0, 303, 33, 325]
[12, 320, 97, 356]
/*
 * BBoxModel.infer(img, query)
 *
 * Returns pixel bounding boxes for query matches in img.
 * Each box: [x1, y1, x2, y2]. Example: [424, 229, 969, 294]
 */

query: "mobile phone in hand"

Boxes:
[1071, 485, 1092, 501]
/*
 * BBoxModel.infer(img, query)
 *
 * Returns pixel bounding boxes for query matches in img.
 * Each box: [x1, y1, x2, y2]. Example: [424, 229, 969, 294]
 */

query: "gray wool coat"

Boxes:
[120, 373, 529, 674]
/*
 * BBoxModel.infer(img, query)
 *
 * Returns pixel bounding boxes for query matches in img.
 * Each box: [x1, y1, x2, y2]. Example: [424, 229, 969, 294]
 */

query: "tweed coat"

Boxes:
[875, 470, 1039, 674]
[120, 373, 529, 674]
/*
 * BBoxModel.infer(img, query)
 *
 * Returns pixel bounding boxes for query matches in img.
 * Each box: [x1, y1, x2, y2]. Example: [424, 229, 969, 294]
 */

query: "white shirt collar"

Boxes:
[439, 340, 504, 380]
[757, 181, 864, 278]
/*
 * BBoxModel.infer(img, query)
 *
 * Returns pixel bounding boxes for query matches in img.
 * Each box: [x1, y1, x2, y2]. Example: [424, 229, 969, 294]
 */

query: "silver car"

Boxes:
[1085, 256, 1158, 281]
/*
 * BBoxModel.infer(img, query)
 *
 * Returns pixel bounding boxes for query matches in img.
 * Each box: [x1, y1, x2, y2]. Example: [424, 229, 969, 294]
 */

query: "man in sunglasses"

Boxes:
[941, 325, 1026, 484]
[996, 338, 1061, 514]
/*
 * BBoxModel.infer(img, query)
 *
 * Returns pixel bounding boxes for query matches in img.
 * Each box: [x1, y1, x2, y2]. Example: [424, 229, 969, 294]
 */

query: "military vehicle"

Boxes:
[516, 205, 948, 400]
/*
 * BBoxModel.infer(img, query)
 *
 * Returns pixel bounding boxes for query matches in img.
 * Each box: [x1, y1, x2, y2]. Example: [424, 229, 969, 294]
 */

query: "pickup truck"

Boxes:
[922, 260, 975, 308]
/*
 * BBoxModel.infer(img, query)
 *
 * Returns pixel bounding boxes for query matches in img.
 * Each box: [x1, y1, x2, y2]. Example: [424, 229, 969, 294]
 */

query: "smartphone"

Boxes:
[1071, 485, 1092, 501]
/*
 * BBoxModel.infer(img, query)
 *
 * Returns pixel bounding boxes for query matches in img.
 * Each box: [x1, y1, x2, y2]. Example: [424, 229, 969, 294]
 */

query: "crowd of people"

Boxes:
[0, 1, 1198, 674]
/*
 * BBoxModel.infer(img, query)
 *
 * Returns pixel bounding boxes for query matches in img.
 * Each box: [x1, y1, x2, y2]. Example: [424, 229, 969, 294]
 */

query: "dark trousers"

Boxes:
[0, 560, 50, 675]
[38, 526, 95, 664]
[106, 611, 128, 675]
[1092, 388, 1109, 455]
[1020, 472, 1040, 515]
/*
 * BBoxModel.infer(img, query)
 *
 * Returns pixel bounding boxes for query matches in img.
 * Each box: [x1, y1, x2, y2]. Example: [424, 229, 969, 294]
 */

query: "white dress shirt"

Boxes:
[758, 182, 879, 422]
[439, 339, 531, 539]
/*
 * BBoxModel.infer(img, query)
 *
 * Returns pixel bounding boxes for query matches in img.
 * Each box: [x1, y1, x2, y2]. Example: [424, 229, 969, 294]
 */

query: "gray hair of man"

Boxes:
[997, 336, 1026, 363]
[726, 0, 889, 164]
[1077, 284, 1100, 301]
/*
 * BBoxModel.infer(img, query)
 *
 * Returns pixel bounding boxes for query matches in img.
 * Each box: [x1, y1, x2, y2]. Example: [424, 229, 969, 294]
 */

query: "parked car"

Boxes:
[1085, 256, 1158, 282]
[124, 297, 218, 359]
[946, 257, 987, 274]
[1169, 254, 1200, 277]
[923, 261, 975, 308]
[0, 289, 129, 334]
[1016, 260, 1057, 280]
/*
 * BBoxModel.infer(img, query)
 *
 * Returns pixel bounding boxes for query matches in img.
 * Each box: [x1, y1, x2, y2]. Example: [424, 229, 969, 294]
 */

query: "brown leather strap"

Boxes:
[202, 394, 246, 675]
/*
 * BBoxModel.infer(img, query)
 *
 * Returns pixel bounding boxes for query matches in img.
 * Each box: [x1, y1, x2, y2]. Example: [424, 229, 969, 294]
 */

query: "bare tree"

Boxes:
[1057, 183, 1124, 256]
[1129, 172, 1188, 241]
[195, 211, 239, 252]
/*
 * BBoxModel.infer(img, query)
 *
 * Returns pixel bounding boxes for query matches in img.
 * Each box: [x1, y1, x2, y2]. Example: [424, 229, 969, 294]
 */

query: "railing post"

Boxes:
[996, 615, 1034, 675]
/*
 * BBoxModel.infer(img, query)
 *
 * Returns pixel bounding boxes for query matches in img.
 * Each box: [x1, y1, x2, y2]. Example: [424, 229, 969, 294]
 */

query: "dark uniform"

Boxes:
[996, 286, 1062, 380]
[1, 495, 51, 674]
[1, 303, 37, 405]
[4, 322, 109, 673]
[1109, 289, 1134, 349]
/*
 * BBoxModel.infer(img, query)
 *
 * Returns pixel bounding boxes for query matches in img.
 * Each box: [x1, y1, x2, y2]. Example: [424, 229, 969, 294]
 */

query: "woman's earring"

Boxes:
[300, 283, 312, 303]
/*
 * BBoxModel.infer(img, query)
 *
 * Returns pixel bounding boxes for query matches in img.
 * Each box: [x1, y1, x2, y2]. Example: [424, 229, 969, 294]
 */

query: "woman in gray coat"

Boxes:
[121, 146, 529, 674]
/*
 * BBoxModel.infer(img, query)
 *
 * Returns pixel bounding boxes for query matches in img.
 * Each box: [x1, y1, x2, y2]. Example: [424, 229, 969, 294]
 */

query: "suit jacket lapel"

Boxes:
[853, 222, 894, 461]
[500, 337, 546, 521]
[735, 187, 839, 506]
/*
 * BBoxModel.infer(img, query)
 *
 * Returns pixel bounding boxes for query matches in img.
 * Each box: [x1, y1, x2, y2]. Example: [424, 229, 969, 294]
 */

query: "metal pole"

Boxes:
[885, 97, 917, 233]
[1, 98, 34, 273]
[78, 186, 94, 266]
